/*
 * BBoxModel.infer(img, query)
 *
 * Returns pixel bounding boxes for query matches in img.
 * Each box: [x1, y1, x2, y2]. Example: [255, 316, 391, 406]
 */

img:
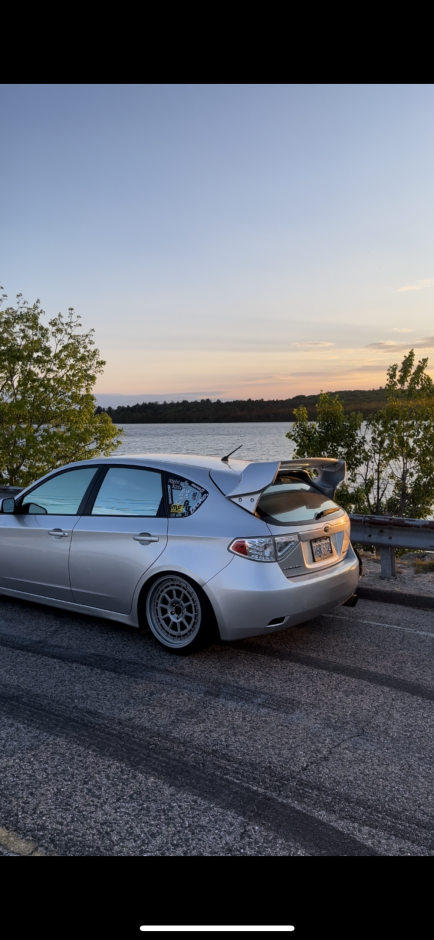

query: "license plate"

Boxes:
[311, 535, 333, 561]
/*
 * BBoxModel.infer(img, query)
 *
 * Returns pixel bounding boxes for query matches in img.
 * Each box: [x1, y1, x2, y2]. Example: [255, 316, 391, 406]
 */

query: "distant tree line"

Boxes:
[95, 389, 387, 424]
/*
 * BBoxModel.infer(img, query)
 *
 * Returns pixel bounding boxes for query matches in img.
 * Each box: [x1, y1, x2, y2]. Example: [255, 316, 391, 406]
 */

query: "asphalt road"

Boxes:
[0, 591, 432, 856]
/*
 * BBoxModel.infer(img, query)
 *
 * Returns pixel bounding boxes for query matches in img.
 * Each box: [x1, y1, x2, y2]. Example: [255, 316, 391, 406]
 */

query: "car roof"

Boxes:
[77, 453, 252, 473]
[77, 454, 281, 500]
[16, 454, 286, 510]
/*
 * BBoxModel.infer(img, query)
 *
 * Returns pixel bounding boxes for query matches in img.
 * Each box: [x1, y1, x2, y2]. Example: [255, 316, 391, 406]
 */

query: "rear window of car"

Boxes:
[256, 473, 341, 525]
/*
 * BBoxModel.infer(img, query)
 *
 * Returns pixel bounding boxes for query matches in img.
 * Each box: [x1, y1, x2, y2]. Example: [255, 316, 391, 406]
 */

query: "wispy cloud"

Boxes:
[367, 335, 434, 351]
[291, 342, 334, 348]
[397, 278, 434, 292]
[391, 328, 413, 332]
[367, 341, 397, 349]
[289, 364, 389, 378]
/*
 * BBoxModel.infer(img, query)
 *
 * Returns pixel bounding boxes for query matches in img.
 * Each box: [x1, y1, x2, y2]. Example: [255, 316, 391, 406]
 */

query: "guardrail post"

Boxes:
[379, 545, 396, 579]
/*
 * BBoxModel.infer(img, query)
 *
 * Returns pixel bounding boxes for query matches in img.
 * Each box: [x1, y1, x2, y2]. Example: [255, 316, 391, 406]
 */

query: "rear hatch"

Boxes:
[256, 470, 350, 577]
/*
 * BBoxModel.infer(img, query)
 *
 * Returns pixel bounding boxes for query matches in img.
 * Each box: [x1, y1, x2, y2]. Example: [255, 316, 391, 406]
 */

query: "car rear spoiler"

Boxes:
[279, 458, 346, 499]
[210, 457, 346, 514]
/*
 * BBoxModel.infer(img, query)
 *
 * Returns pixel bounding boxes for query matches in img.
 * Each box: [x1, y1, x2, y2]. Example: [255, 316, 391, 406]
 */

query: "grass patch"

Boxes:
[413, 559, 434, 573]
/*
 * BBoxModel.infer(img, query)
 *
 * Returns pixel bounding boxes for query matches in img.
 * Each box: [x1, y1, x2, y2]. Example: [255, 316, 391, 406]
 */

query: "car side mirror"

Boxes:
[0, 497, 16, 513]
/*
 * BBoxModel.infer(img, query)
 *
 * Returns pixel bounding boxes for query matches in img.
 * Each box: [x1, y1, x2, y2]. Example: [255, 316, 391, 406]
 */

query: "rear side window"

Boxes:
[256, 473, 340, 525]
[167, 476, 208, 517]
[91, 467, 164, 516]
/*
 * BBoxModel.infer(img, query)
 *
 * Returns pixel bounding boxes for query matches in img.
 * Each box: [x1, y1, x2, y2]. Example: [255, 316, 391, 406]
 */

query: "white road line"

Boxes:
[324, 613, 434, 639]
[139, 930, 295, 934]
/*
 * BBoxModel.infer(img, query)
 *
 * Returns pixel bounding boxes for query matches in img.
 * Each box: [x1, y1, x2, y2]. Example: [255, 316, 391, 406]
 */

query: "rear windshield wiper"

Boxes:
[315, 507, 338, 520]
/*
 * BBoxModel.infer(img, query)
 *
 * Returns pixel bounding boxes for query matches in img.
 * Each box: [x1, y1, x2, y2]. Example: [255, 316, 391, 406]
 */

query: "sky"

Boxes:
[1, 83, 434, 405]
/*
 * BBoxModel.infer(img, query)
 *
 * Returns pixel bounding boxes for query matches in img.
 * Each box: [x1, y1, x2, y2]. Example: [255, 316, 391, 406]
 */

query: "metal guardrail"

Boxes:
[349, 514, 434, 578]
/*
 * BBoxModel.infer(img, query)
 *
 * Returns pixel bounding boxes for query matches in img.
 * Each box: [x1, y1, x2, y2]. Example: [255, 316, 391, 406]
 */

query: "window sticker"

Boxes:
[167, 477, 208, 517]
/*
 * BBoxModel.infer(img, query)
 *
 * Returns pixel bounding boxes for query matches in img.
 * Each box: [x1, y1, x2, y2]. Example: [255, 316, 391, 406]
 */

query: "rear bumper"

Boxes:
[204, 545, 360, 641]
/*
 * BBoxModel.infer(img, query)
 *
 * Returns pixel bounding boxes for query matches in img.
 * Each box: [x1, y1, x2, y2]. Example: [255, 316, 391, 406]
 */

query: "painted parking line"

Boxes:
[324, 613, 434, 639]
[139, 930, 295, 934]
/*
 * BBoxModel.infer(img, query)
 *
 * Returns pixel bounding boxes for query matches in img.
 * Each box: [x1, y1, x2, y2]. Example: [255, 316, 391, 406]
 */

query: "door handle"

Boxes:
[133, 533, 159, 543]
[48, 529, 69, 539]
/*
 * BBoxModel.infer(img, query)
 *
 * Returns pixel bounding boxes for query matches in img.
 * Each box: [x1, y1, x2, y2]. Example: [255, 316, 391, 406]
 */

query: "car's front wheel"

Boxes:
[145, 574, 216, 653]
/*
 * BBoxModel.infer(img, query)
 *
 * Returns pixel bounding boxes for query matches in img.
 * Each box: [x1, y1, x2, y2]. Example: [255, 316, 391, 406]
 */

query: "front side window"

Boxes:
[20, 468, 98, 515]
[167, 476, 208, 517]
[256, 473, 340, 525]
[91, 467, 164, 516]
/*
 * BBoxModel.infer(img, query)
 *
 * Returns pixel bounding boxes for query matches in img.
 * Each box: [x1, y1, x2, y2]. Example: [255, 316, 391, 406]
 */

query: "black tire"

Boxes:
[144, 573, 217, 654]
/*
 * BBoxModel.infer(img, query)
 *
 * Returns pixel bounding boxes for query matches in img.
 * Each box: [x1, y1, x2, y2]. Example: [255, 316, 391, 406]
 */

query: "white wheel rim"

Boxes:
[146, 577, 202, 648]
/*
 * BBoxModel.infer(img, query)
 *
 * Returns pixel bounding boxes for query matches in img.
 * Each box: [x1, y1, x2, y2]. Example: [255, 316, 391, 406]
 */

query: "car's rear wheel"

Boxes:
[145, 574, 215, 653]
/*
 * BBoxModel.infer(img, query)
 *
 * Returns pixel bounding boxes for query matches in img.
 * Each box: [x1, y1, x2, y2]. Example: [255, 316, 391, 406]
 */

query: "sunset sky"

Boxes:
[1, 84, 434, 404]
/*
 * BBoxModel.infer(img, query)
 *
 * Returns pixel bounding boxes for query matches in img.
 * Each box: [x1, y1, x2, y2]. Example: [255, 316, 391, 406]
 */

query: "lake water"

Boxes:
[114, 423, 296, 463]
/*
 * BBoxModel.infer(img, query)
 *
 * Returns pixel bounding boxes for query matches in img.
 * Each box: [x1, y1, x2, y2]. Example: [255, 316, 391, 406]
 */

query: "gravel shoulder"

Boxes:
[357, 550, 434, 596]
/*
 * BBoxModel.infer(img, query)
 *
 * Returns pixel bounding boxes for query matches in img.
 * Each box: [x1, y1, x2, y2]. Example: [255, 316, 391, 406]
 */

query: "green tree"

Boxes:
[0, 291, 123, 486]
[286, 392, 365, 511]
[286, 350, 434, 518]
[359, 350, 434, 516]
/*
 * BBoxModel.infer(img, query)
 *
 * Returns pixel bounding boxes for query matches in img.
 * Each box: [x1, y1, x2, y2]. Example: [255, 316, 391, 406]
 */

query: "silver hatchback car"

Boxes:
[0, 453, 359, 653]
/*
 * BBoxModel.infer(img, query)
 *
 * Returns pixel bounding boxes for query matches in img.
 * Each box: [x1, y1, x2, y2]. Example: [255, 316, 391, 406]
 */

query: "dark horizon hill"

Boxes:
[95, 389, 387, 423]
